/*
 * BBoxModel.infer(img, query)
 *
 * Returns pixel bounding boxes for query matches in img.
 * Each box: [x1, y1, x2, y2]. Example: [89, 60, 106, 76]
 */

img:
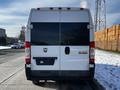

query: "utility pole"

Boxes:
[95, 0, 106, 32]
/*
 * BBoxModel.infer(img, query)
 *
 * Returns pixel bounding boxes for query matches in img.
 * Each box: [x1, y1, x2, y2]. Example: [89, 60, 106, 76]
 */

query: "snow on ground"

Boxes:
[0, 46, 11, 50]
[95, 49, 120, 90]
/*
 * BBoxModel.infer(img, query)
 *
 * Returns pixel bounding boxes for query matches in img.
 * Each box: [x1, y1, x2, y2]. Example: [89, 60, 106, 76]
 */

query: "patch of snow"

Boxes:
[95, 49, 120, 90]
[0, 46, 11, 50]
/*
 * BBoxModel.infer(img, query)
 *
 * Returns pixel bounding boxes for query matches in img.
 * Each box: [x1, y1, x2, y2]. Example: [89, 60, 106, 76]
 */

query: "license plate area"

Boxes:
[33, 57, 57, 65]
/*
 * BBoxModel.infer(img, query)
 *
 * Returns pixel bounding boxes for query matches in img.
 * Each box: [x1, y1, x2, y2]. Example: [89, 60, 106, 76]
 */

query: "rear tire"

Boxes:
[32, 80, 39, 85]
[32, 80, 45, 86]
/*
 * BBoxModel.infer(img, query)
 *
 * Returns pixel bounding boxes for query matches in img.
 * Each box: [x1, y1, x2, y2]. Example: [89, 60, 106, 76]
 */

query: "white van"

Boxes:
[25, 7, 95, 83]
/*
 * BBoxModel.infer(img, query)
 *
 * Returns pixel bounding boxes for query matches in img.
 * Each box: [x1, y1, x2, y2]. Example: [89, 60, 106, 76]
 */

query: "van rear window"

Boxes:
[31, 23, 89, 45]
[31, 23, 59, 45]
[61, 23, 89, 45]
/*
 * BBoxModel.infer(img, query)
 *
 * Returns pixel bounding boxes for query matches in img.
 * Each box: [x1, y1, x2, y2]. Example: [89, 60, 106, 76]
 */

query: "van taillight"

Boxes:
[25, 41, 30, 48]
[25, 57, 31, 64]
[90, 41, 95, 48]
[90, 41, 95, 63]
[25, 41, 31, 64]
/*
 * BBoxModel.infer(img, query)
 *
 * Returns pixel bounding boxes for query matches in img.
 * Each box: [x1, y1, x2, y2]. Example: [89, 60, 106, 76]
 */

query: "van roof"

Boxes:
[29, 7, 91, 23]
[31, 7, 90, 11]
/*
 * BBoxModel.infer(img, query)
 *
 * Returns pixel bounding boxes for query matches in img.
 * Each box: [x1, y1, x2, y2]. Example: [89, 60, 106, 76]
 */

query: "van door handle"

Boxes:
[65, 47, 70, 55]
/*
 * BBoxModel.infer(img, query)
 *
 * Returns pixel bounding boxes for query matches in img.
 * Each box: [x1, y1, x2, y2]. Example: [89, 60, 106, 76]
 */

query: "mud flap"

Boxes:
[25, 64, 31, 80]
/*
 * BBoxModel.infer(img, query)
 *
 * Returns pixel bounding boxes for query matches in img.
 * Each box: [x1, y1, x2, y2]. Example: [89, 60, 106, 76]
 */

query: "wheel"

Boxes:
[32, 80, 45, 86]
[32, 80, 40, 85]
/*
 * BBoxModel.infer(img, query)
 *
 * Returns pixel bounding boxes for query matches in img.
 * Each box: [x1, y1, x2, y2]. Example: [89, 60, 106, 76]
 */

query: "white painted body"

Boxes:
[26, 7, 94, 71]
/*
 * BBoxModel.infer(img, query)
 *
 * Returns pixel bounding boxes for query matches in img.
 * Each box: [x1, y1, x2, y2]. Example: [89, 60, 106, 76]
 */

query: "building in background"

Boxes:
[6, 37, 18, 45]
[0, 28, 6, 45]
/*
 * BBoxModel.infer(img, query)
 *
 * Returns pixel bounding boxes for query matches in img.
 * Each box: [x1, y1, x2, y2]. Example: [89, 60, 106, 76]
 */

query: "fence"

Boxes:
[95, 24, 120, 52]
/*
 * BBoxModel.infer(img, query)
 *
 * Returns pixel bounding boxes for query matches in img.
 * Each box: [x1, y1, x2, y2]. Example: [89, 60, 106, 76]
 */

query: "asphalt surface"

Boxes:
[0, 49, 104, 90]
[0, 49, 25, 64]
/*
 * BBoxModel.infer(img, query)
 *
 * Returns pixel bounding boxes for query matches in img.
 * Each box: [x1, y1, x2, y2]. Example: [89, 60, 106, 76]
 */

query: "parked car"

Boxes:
[19, 42, 25, 48]
[11, 43, 20, 49]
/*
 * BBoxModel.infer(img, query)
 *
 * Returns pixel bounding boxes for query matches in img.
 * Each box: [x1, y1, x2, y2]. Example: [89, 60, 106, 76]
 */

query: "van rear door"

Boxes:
[30, 23, 60, 70]
[60, 23, 90, 70]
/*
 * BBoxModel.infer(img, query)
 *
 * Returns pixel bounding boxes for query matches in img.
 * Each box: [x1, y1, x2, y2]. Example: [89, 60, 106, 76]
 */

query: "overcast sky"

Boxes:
[0, 0, 120, 37]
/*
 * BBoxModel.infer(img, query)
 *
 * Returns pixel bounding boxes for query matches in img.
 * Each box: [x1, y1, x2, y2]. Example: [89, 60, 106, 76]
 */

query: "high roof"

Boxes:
[29, 7, 91, 23]
[32, 7, 89, 11]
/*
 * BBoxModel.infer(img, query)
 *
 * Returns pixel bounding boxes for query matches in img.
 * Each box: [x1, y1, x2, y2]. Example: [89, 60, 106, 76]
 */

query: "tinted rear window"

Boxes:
[31, 23, 59, 45]
[61, 23, 89, 45]
[31, 23, 89, 45]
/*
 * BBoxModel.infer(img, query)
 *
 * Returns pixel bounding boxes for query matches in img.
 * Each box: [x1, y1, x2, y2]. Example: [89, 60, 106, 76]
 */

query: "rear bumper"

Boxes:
[25, 66, 95, 80]
[31, 70, 90, 80]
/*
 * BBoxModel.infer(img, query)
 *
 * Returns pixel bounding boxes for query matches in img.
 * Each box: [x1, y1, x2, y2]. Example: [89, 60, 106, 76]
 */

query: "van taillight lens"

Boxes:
[90, 41, 95, 48]
[25, 41, 30, 48]
[25, 41, 31, 64]
[25, 57, 31, 64]
[90, 41, 95, 63]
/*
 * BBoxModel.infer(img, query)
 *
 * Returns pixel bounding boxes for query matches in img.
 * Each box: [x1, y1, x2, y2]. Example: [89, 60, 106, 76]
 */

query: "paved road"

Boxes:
[0, 69, 95, 90]
[0, 49, 24, 64]
[0, 49, 104, 90]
